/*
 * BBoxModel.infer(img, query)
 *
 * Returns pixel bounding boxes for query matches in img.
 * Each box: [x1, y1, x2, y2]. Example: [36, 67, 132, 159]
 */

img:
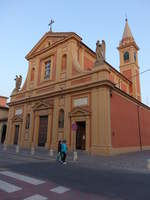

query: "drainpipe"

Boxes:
[137, 105, 142, 151]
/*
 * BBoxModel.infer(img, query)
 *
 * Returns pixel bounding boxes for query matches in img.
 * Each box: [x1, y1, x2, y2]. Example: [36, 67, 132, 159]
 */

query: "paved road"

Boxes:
[1, 147, 150, 199]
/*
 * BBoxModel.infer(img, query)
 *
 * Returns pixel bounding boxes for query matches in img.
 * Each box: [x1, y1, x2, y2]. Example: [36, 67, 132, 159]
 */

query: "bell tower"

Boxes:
[118, 19, 141, 101]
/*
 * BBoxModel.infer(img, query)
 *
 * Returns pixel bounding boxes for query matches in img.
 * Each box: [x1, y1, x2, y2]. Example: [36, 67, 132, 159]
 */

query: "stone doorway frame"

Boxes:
[69, 107, 91, 152]
[11, 115, 23, 146]
[31, 101, 53, 149]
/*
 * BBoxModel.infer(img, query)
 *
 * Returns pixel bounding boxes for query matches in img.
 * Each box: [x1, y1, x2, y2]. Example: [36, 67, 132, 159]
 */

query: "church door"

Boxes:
[38, 116, 48, 147]
[14, 125, 19, 145]
[76, 121, 86, 150]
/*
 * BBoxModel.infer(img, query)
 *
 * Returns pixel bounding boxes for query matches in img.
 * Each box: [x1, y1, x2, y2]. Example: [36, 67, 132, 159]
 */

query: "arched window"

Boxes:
[26, 114, 30, 129]
[61, 54, 67, 71]
[124, 52, 129, 62]
[31, 68, 35, 81]
[58, 109, 64, 128]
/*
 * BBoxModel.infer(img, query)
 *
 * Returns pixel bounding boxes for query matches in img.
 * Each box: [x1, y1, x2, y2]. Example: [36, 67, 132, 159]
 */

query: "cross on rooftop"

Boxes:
[48, 19, 54, 32]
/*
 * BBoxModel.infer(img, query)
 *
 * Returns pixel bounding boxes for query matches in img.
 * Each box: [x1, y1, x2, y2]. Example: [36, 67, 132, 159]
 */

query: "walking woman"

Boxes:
[61, 140, 67, 164]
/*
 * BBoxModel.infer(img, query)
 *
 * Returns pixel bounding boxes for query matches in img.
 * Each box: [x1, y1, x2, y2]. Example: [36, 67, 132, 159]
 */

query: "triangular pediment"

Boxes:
[25, 32, 82, 60]
[12, 115, 23, 122]
[69, 107, 91, 117]
[32, 101, 53, 111]
[31, 36, 62, 53]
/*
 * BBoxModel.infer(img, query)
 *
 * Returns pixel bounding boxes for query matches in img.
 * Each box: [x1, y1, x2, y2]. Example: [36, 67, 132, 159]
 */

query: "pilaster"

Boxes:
[20, 104, 27, 147]
[33, 113, 39, 147]
[51, 98, 59, 149]
[91, 86, 112, 155]
[45, 113, 52, 149]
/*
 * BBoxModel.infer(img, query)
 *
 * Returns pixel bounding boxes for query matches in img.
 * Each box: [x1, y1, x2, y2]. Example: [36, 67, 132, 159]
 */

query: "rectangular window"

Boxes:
[44, 60, 51, 79]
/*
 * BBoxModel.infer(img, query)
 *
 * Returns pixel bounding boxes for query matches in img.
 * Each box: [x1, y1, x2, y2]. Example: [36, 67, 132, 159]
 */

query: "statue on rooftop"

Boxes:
[15, 75, 22, 90]
[11, 75, 22, 95]
[95, 40, 106, 66]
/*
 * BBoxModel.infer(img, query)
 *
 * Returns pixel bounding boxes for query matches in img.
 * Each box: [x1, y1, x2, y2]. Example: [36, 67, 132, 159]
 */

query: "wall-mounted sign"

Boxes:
[74, 97, 88, 107]
[72, 123, 78, 131]
[15, 109, 22, 115]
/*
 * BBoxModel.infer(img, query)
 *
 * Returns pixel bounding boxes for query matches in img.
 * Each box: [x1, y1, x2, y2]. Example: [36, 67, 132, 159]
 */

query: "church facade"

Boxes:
[5, 20, 150, 155]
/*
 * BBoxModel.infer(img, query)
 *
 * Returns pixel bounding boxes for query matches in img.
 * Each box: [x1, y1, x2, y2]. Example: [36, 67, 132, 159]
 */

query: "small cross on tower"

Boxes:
[48, 19, 54, 32]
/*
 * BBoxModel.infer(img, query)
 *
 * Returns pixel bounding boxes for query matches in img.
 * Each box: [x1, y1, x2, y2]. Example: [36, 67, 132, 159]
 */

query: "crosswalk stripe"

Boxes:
[50, 186, 70, 194]
[0, 171, 45, 185]
[0, 179, 22, 193]
[24, 194, 48, 200]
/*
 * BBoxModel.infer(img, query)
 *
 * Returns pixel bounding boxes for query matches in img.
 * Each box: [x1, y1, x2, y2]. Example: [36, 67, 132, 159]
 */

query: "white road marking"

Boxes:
[24, 194, 48, 200]
[0, 179, 22, 193]
[50, 186, 70, 194]
[0, 171, 45, 185]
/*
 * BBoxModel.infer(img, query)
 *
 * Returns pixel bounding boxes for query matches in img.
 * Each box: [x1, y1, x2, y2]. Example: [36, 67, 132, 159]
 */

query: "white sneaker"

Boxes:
[63, 162, 67, 164]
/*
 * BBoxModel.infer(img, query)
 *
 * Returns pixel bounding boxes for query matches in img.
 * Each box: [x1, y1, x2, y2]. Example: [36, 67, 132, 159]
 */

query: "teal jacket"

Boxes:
[61, 143, 67, 153]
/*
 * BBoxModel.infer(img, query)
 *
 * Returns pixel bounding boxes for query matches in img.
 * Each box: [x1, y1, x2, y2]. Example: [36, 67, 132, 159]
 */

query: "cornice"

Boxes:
[10, 65, 110, 98]
[8, 80, 114, 106]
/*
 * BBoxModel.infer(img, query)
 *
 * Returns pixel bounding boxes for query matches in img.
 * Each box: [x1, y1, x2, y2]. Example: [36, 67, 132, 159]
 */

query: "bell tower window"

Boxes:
[124, 52, 129, 62]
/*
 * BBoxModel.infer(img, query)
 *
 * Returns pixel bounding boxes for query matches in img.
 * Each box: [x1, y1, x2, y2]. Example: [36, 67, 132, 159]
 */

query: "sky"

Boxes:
[0, 0, 150, 105]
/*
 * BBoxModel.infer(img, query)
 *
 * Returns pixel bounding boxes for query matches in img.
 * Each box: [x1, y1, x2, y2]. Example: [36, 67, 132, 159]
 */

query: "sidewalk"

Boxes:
[0, 144, 77, 162]
[1, 144, 150, 173]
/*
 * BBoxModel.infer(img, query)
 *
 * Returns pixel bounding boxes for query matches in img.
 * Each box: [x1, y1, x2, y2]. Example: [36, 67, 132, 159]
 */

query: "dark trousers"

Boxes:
[61, 152, 66, 162]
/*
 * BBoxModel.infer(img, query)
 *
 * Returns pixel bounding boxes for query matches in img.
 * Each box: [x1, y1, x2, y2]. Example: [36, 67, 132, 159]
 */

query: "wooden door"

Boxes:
[38, 116, 48, 147]
[14, 125, 19, 145]
[76, 121, 86, 150]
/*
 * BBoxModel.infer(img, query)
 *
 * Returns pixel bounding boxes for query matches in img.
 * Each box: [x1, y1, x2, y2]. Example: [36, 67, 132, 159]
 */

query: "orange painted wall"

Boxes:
[84, 56, 94, 70]
[111, 92, 140, 147]
[111, 92, 150, 148]
[139, 107, 150, 146]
